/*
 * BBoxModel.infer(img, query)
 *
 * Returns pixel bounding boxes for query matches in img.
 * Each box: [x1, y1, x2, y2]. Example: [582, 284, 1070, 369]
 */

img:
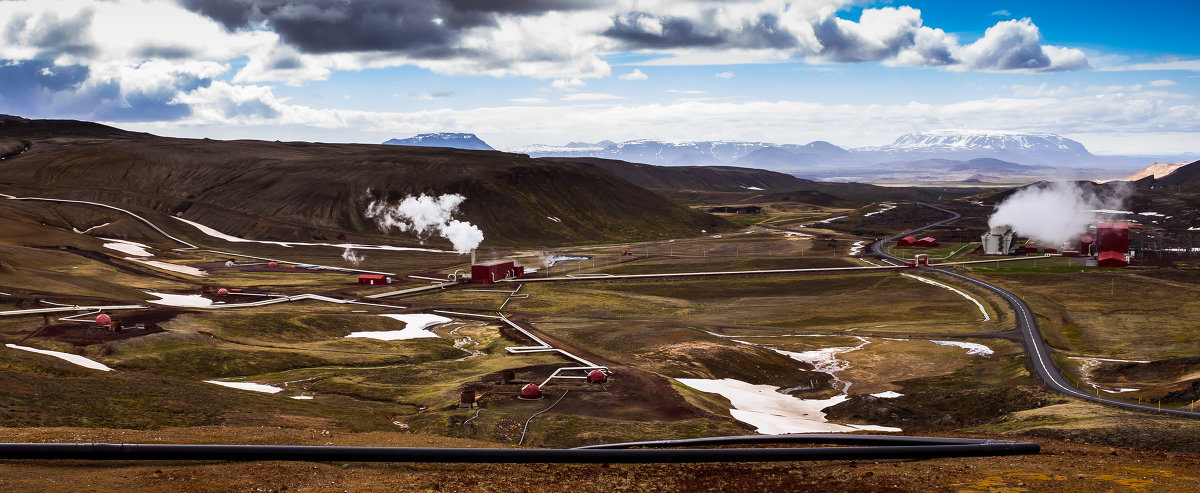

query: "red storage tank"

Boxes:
[518, 383, 543, 400]
[216, 288, 229, 296]
[586, 369, 608, 384]
[267, 261, 278, 268]
[95, 314, 111, 326]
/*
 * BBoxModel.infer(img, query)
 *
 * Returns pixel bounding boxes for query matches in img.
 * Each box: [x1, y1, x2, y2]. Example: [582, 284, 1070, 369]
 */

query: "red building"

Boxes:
[1097, 222, 1129, 254]
[471, 259, 525, 284]
[358, 274, 391, 285]
[1098, 251, 1127, 268]
[914, 237, 937, 248]
[896, 236, 916, 247]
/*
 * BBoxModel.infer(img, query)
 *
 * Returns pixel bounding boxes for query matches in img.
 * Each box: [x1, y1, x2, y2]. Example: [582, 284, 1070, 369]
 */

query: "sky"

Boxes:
[1, 0, 1198, 155]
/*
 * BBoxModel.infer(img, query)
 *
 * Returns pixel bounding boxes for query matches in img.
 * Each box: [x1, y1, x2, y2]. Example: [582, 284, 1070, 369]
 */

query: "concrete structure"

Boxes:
[981, 225, 1017, 255]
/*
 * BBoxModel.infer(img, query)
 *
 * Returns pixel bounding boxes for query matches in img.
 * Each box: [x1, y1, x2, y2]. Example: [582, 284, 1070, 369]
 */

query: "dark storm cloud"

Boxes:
[604, 11, 798, 50]
[177, 0, 590, 57]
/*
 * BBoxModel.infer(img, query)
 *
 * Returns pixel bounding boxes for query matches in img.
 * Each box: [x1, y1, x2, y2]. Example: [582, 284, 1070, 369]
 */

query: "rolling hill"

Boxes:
[0, 116, 731, 248]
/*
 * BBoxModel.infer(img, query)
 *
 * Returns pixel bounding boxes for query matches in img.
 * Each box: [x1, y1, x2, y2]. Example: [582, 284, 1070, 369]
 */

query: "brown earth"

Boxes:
[0, 426, 1197, 492]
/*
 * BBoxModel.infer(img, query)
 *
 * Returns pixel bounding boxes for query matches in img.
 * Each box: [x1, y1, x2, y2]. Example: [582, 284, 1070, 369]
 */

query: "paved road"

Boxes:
[873, 202, 1199, 418]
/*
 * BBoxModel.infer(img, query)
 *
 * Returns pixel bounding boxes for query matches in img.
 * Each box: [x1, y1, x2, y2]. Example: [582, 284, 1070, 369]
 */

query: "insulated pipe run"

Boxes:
[0, 436, 1038, 463]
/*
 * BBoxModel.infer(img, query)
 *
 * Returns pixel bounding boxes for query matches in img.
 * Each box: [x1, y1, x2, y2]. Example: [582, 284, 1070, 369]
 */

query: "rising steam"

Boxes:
[987, 181, 1129, 246]
[364, 194, 484, 253]
[342, 248, 364, 265]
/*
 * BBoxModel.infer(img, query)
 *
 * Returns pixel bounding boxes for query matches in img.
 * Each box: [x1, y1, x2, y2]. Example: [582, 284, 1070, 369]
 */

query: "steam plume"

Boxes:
[342, 248, 364, 265]
[987, 181, 1129, 246]
[364, 194, 484, 253]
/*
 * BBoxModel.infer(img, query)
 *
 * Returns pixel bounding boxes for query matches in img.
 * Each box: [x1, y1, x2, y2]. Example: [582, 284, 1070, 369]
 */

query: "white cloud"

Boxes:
[552, 78, 586, 91]
[953, 19, 1088, 72]
[992, 10, 1012, 17]
[509, 97, 549, 103]
[1148, 79, 1177, 87]
[715, 71, 735, 79]
[666, 89, 707, 94]
[561, 93, 624, 101]
[618, 69, 648, 80]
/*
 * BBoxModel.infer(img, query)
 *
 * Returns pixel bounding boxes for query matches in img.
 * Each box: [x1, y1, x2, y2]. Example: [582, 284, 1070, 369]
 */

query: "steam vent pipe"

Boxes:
[0, 435, 1038, 463]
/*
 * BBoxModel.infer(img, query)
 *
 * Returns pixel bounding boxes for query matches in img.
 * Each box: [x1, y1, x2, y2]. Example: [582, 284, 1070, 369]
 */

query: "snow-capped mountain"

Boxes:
[508, 139, 851, 169]
[855, 130, 1094, 166]
[383, 133, 495, 151]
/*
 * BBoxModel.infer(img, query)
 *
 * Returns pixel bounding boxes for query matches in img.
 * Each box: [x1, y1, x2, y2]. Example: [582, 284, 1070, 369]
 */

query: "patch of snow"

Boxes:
[871, 391, 903, 398]
[291, 395, 315, 400]
[544, 255, 589, 267]
[127, 259, 207, 277]
[742, 186, 764, 191]
[1137, 212, 1164, 217]
[173, 217, 450, 253]
[676, 378, 900, 434]
[345, 313, 452, 341]
[1088, 209, 1133, 215]
[6, 344, 113, 371]
[901, 274, 990, 322]
[711, 235, 722, 239]
[849, 241, 865, 256]
[863, 203, 897, 217]
[144, 291, 213, 307]
[547, 216, 562, 223]
[774, 337, 869, 394]
[100, 238, 153, 257]
[204, 380, 283, 393]
[931, 340, 993, 356]
[1102, 388, 1140, 394]
[816, 216, 847, 224]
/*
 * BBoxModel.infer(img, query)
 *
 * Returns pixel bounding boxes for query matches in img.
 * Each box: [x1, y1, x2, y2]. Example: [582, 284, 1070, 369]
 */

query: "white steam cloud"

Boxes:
[342, 248, 364, 265]
[987, 181, 1128, 246]
[364, 194, 484, 253]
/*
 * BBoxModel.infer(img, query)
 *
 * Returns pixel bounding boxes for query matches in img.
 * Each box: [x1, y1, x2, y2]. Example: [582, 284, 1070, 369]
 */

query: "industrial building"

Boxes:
[897, 236, 916, 247]
[981, 225, 1017, 255]
[471, 259, 525, 284]
[1096, 222, 1131, 267]
[914, 237, 938, 248]
[358, 274, 392, 285]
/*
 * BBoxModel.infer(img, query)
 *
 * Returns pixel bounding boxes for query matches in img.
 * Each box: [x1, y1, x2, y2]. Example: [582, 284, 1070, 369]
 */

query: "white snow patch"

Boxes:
[849, 241, 865, 256]
[291, 395, 315, 400]
[544, 255, 589, 267]
[173, 217, 450, 253]
[871, 391, 903, 398]
[931, 340, 993, 356]
[127, 259, 207, 277]
[204, 380, 284, 393]
[100, 238, 153, 257]
[1138, 212, 1164, 217]
[1089, 209, 1133, 215]
[6, 344, 113, 371]
[676, 378, 900, 434]
[742, 186, 764, 191]
[1102, 388, 1140, 394]
[547, 216, 562, 223]
[817, 216, 847, 224]
[863, 203, 897, 217]
[144, 291, 213, 307]
[345, 314, 452, 341]
[901, 273, 990, 321]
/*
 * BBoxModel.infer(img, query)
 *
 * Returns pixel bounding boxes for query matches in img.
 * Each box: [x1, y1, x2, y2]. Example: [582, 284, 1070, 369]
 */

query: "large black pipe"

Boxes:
[574, 434, 1025, 449]
[0, 436, 1037, 463]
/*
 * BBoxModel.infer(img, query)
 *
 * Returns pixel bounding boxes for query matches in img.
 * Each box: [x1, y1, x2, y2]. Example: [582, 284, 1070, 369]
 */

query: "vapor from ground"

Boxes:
[988, 181, 1130, 246]
[364, 193, 484, 253]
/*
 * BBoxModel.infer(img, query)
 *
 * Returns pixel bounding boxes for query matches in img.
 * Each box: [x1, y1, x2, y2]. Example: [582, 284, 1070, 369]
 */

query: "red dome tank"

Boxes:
[586, 369, 608, 384]
[268, 261, 277, 268]
[95, 314, 111, 326]
[518, 383, 543, 400]
[216, 288, 229, 296]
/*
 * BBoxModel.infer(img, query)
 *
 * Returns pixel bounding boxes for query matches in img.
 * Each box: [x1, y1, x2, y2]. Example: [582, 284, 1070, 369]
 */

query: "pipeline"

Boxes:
[0, 435, 1037, 462]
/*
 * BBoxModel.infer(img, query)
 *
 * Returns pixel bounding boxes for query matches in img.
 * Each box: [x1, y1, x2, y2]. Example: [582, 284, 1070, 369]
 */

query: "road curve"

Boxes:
[872, 202, 1200, 418]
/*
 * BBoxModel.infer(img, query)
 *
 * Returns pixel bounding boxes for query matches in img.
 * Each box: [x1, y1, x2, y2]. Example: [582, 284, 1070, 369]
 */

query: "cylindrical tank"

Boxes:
[216, 288, 229, 296]
[500, 369, 516, 384]
[95, 314, 111, 326]
[268, 261, 277, 268]
[459, 390, 475, 408]
[586, 369, 608, 384]
[518, 383, 542, 400]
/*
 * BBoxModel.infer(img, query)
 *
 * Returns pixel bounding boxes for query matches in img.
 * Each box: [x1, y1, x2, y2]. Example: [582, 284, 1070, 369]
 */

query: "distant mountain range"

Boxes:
[383, 133, 495, 151]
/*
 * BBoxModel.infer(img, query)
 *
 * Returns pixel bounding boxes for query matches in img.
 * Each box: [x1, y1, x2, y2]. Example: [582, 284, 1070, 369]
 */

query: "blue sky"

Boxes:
[1, 1, 1197, 155]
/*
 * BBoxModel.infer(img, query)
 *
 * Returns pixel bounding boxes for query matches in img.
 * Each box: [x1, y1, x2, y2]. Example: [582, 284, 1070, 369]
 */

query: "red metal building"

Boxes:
[1098, 251, 1127, 268]
[914, 237, 937, 248]
[358, 274, 391, 285]
[1097, 222, 1129, 254]
[471, 259, 522, 284]
[896, 236, 916, 247]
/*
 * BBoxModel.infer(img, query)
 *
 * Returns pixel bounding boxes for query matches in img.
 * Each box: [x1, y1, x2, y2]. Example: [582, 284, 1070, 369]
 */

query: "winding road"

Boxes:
[873, 202, 1200, 418]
